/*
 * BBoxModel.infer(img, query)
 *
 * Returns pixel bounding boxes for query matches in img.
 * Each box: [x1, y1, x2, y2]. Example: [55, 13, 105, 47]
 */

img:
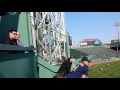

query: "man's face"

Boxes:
[9, 31, 17, 39]
[83, 61, 90, 66]
[70, 58, 76, 63]
[16, 32, 20, 39]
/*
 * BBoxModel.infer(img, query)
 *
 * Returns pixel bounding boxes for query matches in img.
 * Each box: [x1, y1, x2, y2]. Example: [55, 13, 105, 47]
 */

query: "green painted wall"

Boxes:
[70, 49, 88, 59]
[0, 12, 32, 46]
[0, 14, 19, 40]
[37, 57, 60, 78]
[0, 12, 68, 78]
[0, 53, 37, 78]
[17, 12, 31, 46]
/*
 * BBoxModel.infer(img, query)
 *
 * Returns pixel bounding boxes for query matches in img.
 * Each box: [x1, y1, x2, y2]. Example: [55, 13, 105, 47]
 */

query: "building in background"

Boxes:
[79, 38, 102, 47]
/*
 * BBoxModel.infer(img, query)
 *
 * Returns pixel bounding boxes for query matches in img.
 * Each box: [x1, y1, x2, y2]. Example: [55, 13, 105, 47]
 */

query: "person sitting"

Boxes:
[57, 56, 76, 77]
[66, 56, 91, 78]
[2, 29, 17, 45]
[16, 32, 24, 46]
[1, 29, 18, 54]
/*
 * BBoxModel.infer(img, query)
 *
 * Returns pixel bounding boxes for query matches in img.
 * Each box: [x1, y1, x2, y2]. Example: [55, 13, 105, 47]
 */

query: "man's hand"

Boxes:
[79, 63, 84, 66]
[73, 63, 84, 71]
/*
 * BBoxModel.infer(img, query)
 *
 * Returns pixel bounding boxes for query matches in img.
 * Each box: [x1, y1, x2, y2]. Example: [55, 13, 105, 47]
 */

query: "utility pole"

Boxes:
[114, 22, 120, 52]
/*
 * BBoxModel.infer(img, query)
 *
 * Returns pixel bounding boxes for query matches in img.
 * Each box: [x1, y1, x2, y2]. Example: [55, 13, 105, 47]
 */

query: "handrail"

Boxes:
[0, 44, 36, 51]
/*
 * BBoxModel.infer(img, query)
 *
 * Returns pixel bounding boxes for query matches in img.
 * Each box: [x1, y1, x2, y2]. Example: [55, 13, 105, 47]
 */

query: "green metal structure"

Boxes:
[0, 12, 70, 78]
[1, 12, 119, 78]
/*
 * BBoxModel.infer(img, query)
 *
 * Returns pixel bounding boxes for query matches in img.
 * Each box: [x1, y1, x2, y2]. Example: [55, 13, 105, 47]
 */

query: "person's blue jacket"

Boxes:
[66, 64, 88, 78]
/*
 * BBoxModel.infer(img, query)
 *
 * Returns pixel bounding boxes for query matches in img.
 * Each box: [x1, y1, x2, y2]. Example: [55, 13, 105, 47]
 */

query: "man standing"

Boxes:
[57, 56, 76, 76]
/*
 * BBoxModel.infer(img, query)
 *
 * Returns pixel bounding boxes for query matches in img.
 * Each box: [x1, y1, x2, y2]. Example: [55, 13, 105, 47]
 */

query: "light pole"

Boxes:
[114, 22, 120, 52]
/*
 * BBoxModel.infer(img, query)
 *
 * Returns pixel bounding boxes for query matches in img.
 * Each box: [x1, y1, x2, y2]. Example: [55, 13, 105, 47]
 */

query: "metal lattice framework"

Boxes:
[29, 12, 70, 65]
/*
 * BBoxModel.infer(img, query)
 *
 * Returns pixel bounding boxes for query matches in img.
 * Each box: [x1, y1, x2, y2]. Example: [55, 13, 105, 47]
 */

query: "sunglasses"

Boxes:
[12, 33, 17, 35]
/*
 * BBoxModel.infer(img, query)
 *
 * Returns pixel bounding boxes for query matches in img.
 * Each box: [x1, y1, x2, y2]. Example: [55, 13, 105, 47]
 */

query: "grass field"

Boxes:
[88, 60, 120, 78]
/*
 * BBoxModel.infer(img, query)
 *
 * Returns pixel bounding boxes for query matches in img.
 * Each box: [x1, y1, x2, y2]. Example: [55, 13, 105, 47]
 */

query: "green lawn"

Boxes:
[88, 61, 120, 78]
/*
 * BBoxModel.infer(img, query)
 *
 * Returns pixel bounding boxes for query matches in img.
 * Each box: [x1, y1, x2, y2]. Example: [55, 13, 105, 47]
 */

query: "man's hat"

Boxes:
[81, 56, 91, 63]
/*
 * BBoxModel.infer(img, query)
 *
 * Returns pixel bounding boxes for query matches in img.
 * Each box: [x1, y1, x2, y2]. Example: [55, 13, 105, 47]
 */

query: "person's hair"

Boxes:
[9, 29, 17, 33]
[53, 73, 66, 78]
[81, 56, 91, 63]
[70, 55, 76, 59]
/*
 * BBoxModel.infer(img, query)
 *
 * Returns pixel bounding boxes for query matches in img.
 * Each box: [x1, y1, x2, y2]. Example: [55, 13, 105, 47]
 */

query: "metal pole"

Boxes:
[47, 24, 52, 63]
[30, 12, 37, 49]
[114, 22, 120, 52]
[66, 32, 70, 58]
[117, 26, 119, 43]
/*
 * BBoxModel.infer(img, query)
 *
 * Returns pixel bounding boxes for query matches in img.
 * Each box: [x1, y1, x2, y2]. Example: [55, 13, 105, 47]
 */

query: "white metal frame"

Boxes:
[29, 12, 68, 65]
